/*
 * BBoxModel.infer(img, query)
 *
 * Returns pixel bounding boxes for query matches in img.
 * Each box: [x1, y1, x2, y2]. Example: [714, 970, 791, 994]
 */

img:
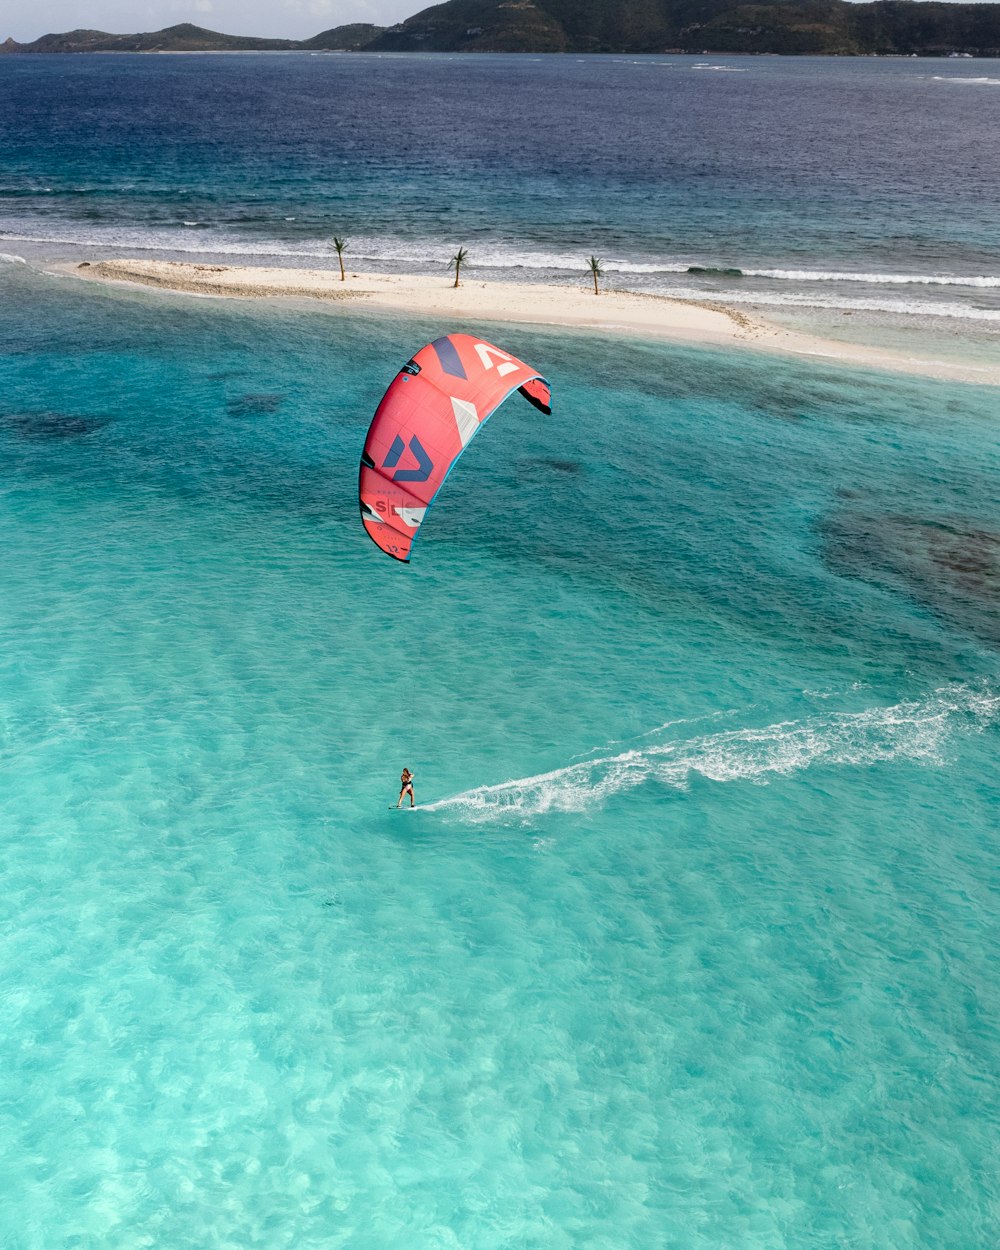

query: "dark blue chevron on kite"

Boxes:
[383, 434, 434, 484]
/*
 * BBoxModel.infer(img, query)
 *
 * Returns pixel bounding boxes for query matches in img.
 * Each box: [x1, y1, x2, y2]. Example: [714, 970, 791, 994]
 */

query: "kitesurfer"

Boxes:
[396, 768, 415, 808]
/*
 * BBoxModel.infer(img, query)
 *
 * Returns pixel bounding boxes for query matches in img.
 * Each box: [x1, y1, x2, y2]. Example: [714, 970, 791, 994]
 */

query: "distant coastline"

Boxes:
[55, 258, 1000, 387]
[5, 0, 1000, 58]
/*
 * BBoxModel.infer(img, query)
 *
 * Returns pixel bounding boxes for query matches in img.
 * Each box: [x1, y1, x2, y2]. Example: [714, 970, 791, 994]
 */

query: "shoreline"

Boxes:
[54, 259, 1000, 386]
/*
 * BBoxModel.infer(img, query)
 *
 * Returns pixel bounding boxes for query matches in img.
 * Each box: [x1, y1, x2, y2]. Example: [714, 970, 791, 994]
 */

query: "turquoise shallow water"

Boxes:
[1, 261, 999, 1247]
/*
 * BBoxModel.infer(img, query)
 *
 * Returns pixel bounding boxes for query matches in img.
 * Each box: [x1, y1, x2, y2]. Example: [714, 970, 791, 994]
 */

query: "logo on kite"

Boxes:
[474, 343, 520, 377]
[383, 434, 433, 484]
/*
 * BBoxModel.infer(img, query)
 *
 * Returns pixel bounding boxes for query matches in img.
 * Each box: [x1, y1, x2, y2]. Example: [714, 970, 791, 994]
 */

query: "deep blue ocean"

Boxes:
[1, 53, 999, 1249]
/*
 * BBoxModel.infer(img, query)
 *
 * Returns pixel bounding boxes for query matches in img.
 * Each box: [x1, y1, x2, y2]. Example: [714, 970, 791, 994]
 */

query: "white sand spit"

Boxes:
[55, 259, 1000, 386]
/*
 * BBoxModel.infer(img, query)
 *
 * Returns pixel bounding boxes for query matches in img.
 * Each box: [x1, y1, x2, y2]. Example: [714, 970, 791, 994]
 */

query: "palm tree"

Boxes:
[331, 236, 348, 281]
[450, 247, 468, 289]
[587, 255, 603, 295]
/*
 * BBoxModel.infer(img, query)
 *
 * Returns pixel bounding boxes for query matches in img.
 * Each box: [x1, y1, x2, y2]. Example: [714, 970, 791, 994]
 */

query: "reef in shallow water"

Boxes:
[0, 411, 110, 440]
[822, 510, 1000, 647]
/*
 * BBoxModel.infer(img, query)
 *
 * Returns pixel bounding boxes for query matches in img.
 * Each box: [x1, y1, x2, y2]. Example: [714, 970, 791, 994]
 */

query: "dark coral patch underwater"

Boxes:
[226, 393, 284, 417]
[0, 411, 111, 440]
[822, 510, 1000, 648]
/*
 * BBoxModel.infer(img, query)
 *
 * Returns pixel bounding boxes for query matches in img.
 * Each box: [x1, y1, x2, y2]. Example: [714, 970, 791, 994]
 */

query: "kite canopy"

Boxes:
[358, 333, 552, 562]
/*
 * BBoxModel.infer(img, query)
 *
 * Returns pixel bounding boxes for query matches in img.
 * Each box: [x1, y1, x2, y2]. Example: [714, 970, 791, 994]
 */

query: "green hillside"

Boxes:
[1, 21, 385, 53]
[301, 24, 386, 50]
[367, 0, 1000, 55]
[4, 1, 1000, 56]
[5, 23, 300, 52]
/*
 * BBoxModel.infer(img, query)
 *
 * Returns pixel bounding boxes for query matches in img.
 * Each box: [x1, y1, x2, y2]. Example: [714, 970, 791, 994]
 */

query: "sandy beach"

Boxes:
[57, 258, 1000, 386]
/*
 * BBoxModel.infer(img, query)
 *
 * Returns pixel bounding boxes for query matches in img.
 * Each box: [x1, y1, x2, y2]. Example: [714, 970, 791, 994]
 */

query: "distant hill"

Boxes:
[2, 23, 299, 52]
[0, 21, 385, 54]
[4, 2, 1000, 57]
[301, 24, 385, 51]
[366, 0, 1000, 56]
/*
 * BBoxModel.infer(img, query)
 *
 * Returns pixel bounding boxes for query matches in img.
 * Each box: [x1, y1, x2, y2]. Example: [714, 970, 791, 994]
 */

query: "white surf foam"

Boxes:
[423, 686, 999, 822]
[5, 224, 998, 293]
[1, 228, 337, 260]
[0, 253, 27, 264]
[743, 268, 1000, 288]
[655, 285, 1000, 322]
[931, 76, 1000, 86]
[6, 224, 1000, 319]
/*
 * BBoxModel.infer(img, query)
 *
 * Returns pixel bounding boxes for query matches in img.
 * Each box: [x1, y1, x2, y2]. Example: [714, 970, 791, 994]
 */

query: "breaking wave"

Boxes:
[5, 225, 999, 292]
[742, 268, 1000, 288]
[656, 285, 1000, 322]
[424, 685, 999, 822]
[931, 76, 1000, 86]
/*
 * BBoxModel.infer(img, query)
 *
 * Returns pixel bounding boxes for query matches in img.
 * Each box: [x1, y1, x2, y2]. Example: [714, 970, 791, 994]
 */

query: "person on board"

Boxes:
[396, 768, 415, 808]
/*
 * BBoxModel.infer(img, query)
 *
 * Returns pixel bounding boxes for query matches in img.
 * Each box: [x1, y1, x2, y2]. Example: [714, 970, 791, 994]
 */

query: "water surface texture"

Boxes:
[1, 54, 999, 1250]
[3, 52, 1000, 332]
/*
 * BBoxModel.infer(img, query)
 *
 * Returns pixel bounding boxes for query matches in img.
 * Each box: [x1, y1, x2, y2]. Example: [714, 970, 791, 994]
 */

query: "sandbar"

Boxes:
[56, 259, 1000, 386]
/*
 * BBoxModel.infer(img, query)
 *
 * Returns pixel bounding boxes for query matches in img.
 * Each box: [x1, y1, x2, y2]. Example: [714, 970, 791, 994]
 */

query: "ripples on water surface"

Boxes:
[0, 52, 999, 1250]
[3, 52, 1000, 342]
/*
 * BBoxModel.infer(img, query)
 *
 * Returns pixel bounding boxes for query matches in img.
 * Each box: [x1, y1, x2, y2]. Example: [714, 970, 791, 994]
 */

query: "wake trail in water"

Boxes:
[424, 685, 999, 822]
[568, 708, 744, 761]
